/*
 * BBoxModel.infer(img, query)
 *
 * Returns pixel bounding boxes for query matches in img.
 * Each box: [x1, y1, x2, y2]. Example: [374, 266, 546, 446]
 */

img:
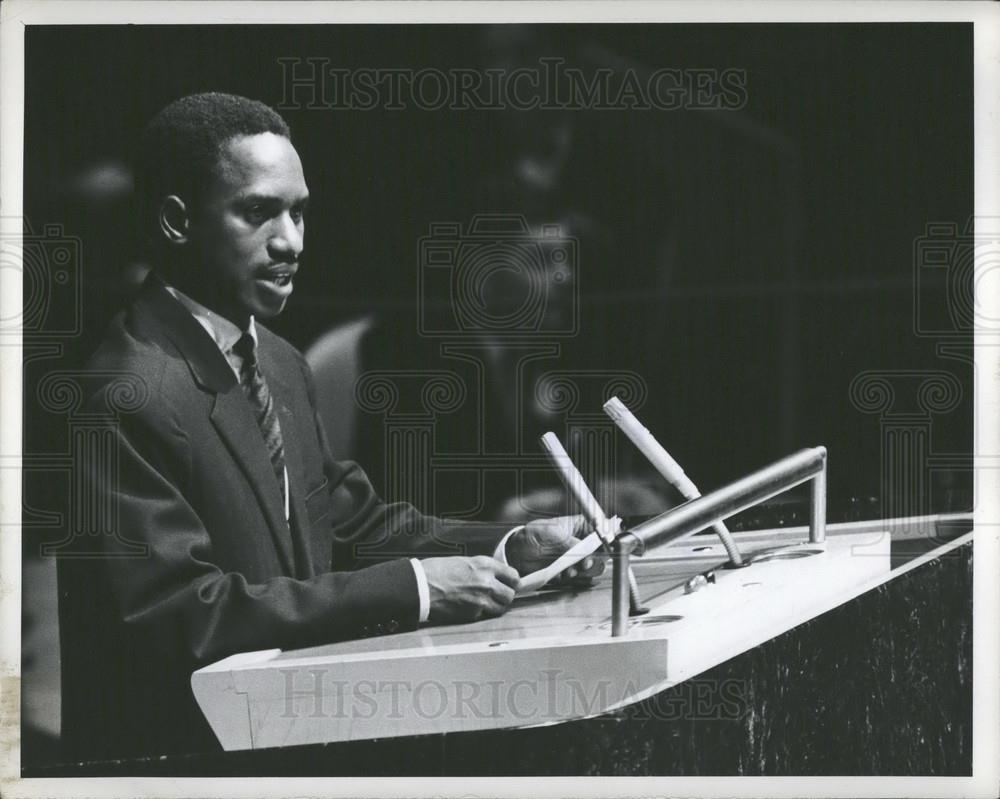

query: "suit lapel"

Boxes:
[210, 388, 296, 575]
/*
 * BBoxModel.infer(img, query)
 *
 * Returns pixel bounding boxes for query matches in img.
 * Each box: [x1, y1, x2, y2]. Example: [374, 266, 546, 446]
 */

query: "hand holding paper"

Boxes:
[515, 530, 605, 594]
[504, 515, 607, 594]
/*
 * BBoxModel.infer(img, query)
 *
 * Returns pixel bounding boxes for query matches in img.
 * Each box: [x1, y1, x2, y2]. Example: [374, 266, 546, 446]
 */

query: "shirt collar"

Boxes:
[163, 284, 257, 355]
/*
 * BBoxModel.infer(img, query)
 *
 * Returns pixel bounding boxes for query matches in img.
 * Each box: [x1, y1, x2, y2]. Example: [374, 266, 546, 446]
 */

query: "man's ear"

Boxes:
[157, 195, 191, 245]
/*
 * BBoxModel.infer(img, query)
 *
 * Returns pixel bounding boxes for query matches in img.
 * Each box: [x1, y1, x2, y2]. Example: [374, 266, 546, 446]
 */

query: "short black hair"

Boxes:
[135, 92, 291, 241]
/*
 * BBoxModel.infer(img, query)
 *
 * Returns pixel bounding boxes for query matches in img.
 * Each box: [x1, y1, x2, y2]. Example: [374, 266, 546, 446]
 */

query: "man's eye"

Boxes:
[290, 207, 305, 224]
[245, 205, 269, 223]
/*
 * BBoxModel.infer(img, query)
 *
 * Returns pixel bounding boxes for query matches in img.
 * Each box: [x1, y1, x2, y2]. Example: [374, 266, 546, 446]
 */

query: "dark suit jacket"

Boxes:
[59, 276, 509, 761]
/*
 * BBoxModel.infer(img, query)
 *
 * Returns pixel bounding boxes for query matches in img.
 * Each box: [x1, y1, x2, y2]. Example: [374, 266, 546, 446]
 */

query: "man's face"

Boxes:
[187, 132, 309, 326]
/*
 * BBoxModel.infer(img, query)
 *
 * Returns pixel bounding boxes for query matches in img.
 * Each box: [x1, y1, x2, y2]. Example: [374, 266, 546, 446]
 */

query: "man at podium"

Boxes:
[60, 93, 597, 761]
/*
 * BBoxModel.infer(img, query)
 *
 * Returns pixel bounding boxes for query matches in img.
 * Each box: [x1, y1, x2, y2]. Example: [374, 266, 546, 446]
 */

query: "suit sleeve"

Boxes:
[87, 386, 422, 666]
[89, 348, 517, 665]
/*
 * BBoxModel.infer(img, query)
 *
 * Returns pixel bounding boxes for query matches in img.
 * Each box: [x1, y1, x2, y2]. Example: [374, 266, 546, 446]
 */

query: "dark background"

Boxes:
[23, 23, 974, 506]
[21, 23, 973, 769]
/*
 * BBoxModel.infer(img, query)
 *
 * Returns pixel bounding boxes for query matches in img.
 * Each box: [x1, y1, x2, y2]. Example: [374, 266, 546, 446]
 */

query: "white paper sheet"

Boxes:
[515, 531, 605, 594]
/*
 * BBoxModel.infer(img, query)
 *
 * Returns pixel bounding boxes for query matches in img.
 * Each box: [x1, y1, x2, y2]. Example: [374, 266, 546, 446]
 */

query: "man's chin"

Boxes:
[242, 290, 291, 321]
[250, 302, 287, 321]
[244, 283, 293, 321]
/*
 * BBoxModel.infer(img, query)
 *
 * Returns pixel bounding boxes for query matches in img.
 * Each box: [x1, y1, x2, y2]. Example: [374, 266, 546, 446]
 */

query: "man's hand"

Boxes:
[421, 556, 521, 624]
[505, 515, 606, 587]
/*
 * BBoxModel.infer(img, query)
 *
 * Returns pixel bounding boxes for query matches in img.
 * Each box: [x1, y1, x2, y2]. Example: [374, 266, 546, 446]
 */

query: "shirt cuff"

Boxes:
[409, 558, 430, 623]
[492, 525, 525, 567]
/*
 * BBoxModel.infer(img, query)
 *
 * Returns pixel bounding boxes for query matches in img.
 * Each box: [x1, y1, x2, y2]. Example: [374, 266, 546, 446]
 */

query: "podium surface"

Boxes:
[192, 513, 970, 751]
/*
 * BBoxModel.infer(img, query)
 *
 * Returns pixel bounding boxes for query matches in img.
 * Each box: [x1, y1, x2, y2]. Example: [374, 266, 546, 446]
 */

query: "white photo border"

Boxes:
[1, 2, 997, 798]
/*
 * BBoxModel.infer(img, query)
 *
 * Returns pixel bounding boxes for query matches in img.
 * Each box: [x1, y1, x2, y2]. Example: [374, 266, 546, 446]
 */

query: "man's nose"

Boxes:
[268, 212, 303, 262]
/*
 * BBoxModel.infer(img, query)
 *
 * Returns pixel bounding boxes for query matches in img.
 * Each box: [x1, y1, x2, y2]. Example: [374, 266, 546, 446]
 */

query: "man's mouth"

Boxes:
[258, 266, 297, 288]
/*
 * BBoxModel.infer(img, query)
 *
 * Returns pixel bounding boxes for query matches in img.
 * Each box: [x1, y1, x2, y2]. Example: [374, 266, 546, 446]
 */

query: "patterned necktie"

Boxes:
[233, 333, 287, 507]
